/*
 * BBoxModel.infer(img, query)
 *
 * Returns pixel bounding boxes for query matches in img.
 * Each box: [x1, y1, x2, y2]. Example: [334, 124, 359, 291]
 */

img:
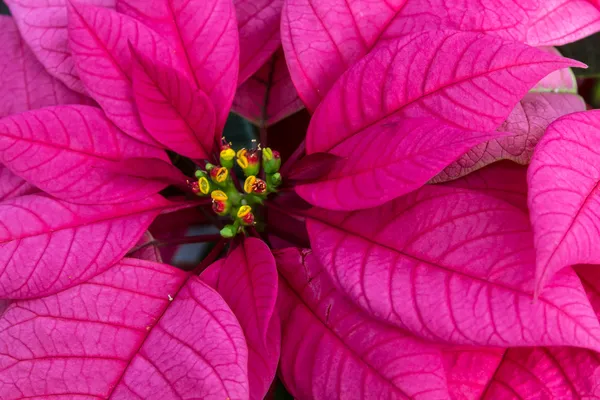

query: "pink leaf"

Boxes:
[306, 30, 583, 154]
[533, 47, 578, 93]
[526, 0, 600, 46]
[4, 0, 115, 93]
[281, 0, 406, 111]
[282, 0, 596, 111]
[131, 46, 217, 160]
[433, 92, 586, 182]
[235, 0, 283, 84]
[130, 231, 163, 263]
[0, 258, 249, 399]
[276, 247, 450, 399]
[68, 3, 182, 145]
[480, 347, 600, 399]
[528, 110, 600, 293]
[0, 15, 90, 118]
[306, 185, 600, 348]
[116, 0, 239, 130]
[0, 105, 168, 204]
[232, 49, 304, 126]
[297, 118, 504, 210]
[439, 161, 529, 212]
[0, 193, 171, 299]
[203, 239, 280, 400]
[442, 347, 505, 400]
[0, 165, 37, 201]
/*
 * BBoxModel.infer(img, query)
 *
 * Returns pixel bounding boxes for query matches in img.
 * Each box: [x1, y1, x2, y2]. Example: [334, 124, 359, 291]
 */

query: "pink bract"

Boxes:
[0, 258, 249, 399]
[282, 0, 600, 110]
[529, 110, 600, 293]
[276, 247, 450, 399]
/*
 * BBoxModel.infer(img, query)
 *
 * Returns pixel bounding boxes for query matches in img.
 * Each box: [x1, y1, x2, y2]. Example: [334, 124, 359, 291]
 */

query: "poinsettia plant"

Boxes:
[1, 0, 600, 398]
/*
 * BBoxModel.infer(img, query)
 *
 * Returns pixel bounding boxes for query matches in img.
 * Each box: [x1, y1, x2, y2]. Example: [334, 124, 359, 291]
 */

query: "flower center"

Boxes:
[193, 142, 281, 238]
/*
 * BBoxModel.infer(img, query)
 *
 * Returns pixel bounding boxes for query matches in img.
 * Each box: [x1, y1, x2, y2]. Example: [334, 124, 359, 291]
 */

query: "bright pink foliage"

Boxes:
[282, 0, 600, 111]
[0, 105, 168, 204]
[116, 0, 239, 130]
[0, 0, 599, 397]
[0, 258, 249, 398]
[5, 0, 116, 93]
[276, 247, 450, 399]
[0, 15, 89, 118]
[307, 184, 600, 348]
[529, 110, 600, 293]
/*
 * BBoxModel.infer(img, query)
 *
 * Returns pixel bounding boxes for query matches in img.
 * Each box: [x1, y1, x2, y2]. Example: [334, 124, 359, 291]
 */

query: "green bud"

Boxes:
[194, 170, 207, 179]
[220, 224, 237, 238]
[219, 148, 236, 169]
[269, 172, 282, 188]
[262, 148, 281, 173]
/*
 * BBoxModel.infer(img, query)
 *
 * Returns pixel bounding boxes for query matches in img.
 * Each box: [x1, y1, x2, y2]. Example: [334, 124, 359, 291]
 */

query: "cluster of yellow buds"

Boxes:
[191, 141, 282, 238]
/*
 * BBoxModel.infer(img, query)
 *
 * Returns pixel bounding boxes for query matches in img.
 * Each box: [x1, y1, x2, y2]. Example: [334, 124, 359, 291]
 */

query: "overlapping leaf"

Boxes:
[117, 0, 239, 129]
[306, 30, 583, 154]
[306, 185, 600, 348]
[5, 0, 115, 93]
[276, 247, 450, 399]
[202, 238, 280, 400]
[0, 258, 249, 399]
[0, 193, 170, 298]
[433, 93, 586, 182]
[232, 49, 303, 126]
[442, 347, 504, 400]
[235, 0, 283, 84]
[131, 46, 217, 160]
[0, 105, 168, 204]
[0, 165, 36, 201]
[439, 161, 528, 212]
[282, 0, 597, 110]
[0, 15, 89, 118]
[68, 3, 184, 145]
[528, 110, 600, 293]
[533, 47, 578, 93]
[296, 117, 503, 210]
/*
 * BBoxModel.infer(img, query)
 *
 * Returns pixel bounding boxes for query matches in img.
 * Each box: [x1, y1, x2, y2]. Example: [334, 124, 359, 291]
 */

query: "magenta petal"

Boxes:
[281, 0, 406, 111]
[0, 165, 37, 201]
[117, 0, 239, 130]
[203, 238, 280, 400]
[232, 49, 304, 126]
[533, 47, 578, 93]
[131, 46, 217, 159]
[442, 347, 504, 400]
[0, 193, 170, 299]
[0, 258, 249, 399]
[276, 247, 450, 399]
[0, 105, 167, 204]
[433, 92, 586, 182]
[235, 0, 283, 84]
[528, 110, 600, 293]
[297, 118, 504, 210]
[68, 3, 182, 145]
[130, 231, 163, 263]
[526, 0, 600, 46]
[481, 347, 600, 399]
[282, 0, 595, 110]
[0, 15, 90, 117]
[440, 161, 529, 212]
[307, 185, 600, 348]
[306, 30, 583, 154]
[5, 0, 115, 93]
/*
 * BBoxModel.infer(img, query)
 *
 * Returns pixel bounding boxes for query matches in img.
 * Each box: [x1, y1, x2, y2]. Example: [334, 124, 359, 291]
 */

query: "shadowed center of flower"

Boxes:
[189, 140, 281, 238]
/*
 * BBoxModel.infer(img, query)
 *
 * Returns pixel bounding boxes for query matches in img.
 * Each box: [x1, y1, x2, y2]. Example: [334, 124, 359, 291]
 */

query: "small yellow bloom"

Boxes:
[211, 190, 228, 201]
[263, 147, 273, 161]
[236, 149, 249, 169]
[244, 176, 256, 193]
[237, 205, 252, 218]
[220, 147, 235, 161]
[198, 177, 210, 195]
[214, 167, 228, 183]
